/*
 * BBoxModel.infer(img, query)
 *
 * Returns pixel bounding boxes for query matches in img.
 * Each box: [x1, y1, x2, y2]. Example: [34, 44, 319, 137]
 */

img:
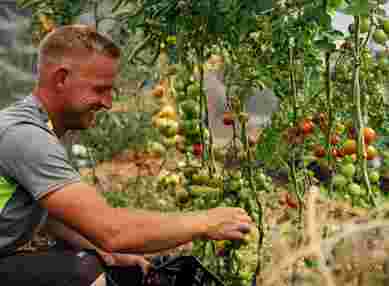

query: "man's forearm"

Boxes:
[108, 208, 207, 253]
[45, 217, 110, 260]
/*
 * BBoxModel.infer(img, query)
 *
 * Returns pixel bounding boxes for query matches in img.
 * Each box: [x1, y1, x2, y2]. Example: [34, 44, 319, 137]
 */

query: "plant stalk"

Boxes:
[352, 16, 376, 206]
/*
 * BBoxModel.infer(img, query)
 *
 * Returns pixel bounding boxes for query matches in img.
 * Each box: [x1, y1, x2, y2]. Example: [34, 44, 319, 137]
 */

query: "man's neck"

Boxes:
[32, 87, 67, 138]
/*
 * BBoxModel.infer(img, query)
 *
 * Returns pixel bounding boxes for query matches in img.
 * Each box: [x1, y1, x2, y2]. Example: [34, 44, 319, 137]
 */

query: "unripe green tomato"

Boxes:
[348, 183, 363, 195]
[174, 79, 186, 91]
[256, 172, 267, 185]
[333, 174, 348, 188]
[369, 171, 380, 183]
[187, 82, 201, 98]
[341, 163, 356, 178]
[229, 179, 243, 192]
[180, 99, 200, 119]
[335, 123, 346, 134]
[373, 29, 388, 45]
[239, 271, 252, 281]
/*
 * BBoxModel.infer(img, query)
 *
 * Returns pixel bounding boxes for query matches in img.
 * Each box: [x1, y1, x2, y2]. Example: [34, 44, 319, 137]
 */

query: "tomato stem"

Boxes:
[325, 52, 335, 197]
[352, 15, 376, 206]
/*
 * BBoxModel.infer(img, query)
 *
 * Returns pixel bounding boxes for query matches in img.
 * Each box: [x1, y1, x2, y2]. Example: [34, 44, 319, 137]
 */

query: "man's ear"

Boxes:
[53, 67, 69, 90]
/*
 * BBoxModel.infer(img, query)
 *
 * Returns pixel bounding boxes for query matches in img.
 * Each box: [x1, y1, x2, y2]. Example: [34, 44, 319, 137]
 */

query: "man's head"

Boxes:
[35, 25, 121, 134]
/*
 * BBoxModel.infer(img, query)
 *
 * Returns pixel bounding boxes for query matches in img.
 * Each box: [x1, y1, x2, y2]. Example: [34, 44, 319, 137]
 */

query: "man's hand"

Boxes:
[202, 207, 253, 241]
[103, 252, 151, 274]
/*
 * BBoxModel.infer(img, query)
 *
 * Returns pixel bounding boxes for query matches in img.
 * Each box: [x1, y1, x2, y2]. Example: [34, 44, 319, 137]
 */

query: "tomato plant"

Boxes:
[19, 0, 389, 284]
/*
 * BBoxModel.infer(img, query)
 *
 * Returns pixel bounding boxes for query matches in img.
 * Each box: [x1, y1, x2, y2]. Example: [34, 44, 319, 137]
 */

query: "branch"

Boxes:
[127, 34, 153, 64]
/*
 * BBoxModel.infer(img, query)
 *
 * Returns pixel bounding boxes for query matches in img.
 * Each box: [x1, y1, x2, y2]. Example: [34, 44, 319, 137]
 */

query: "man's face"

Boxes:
[61, 53, 119, 130]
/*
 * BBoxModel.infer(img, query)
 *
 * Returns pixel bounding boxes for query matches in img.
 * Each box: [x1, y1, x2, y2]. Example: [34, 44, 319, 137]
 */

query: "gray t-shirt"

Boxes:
[0, 95, 81, 255]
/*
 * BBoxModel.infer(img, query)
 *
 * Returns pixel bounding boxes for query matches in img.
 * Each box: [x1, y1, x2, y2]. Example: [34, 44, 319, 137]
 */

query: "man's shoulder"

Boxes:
[0, 96, 50, 141]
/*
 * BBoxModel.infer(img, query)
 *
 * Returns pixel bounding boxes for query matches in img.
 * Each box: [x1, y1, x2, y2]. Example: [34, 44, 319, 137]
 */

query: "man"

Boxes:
[0, 25, 252, 286]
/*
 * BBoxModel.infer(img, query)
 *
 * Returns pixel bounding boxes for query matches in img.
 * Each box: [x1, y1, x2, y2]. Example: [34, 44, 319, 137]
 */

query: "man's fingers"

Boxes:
[237, 214, 252, 223]
[237, 223, 252, 234]
[226, 230, 246, 240]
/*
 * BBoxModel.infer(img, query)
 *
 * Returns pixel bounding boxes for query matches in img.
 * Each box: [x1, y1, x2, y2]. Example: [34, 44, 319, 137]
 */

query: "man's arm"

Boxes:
[40, 182, 252, 254]
[45, 217, 151, 272]
[45, 216, 112, 262]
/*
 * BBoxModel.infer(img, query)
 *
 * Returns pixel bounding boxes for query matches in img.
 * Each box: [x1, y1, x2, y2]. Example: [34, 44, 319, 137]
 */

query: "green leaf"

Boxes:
[319, 13, 332, 28]
[314, 39, 336, 51]
[341, 0, 369, 16]
[256, 0, 272, 13]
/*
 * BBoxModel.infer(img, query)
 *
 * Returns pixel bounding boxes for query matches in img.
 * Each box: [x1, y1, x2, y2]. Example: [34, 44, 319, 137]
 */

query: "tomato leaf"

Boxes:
[341, 0, 369, 16]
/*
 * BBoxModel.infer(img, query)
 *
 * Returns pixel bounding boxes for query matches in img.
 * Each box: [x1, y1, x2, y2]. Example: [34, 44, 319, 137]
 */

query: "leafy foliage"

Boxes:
[79, 110, 159, 162]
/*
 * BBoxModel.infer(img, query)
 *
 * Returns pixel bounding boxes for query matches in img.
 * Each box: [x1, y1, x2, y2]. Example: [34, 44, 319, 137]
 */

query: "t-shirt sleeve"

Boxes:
[0, 124, 81, 200]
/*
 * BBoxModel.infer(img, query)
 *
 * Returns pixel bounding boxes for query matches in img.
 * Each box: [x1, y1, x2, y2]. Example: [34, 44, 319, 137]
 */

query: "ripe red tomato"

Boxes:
[223, 112, 234, 126]
[285, 193, 298, 209]
[193, 143, 204, 156]
[299, 119, 314, 135]
[314, 145, 326, 158]
[330, 134, 341, 145]
[366, 145, 378, 160]
[343, 139, 357, 155]
[336, 148, 345, 158]
[363, 127, 377, 145]
[152, 85, 165, 98]
[331, 148, 339, 158]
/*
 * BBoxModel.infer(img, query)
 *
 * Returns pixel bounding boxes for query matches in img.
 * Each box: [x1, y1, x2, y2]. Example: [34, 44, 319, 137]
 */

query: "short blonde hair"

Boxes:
[37, 25, 120, 68]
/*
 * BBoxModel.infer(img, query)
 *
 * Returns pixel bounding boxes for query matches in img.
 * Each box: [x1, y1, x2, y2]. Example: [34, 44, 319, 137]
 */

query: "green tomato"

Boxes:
[378, 57, 388, 70]
[256, 172, 267, 185]
[369, 171, 380, 183]
[187, 82, 201, 98]
[333, 174, 348, 188]
[180, 99, 200, 119]
[238, 271, 252, 282]
[373, 29, 388, 45]
[181, 119, 201, 137]
[348, 183, 363, 195]
[229, 179, 243, 192]
[148, 141, 166, 156]
[174, 79, 186, 91]
[335, 123, 346, 134]
[340, 163, 356, 178]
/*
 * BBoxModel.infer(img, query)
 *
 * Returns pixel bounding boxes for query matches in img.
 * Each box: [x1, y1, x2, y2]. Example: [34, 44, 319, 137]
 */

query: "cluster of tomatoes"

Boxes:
[174, 67, 210, 158]
[149, 79, 184, 153]
[297, 113, 383, 197]
[150, 60, 260, 286]
[312, 121, 378, 163]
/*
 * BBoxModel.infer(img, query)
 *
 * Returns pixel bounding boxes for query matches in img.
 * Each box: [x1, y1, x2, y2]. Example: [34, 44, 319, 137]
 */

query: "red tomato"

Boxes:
[193, 143, 204, 156]
[314, 145, 326, 158]
[366, 145, 378, 160]
[299, 119, 314, 135]
[223, 112, 234, 126]
[330, 135, 341, 145]
[363, 127, 377, 145]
